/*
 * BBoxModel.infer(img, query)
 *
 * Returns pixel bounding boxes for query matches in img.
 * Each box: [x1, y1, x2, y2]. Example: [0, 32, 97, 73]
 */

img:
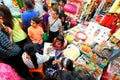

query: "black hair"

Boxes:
[24, 43, 38, 68]
[0, 11, 4, 17]
[31, 0, 35, 5]
[31, 17, 41, 24]
[0, 10, 9, 37]
[56, 35, 64, 46]
[0, 4, 13, 29]
[61, 0, 67, 4]
[61, 58, 74, 71]
[43, 4, 48, 12]
[46, 70, 74, 80]
[65, 59, 74, 71]
[24, 0, 34, 9]
[53, 8, 59, 15]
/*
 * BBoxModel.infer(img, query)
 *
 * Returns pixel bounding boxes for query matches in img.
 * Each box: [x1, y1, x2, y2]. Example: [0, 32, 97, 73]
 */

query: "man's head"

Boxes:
[24, 0, 34, 10]
[59, 0, 67, 7]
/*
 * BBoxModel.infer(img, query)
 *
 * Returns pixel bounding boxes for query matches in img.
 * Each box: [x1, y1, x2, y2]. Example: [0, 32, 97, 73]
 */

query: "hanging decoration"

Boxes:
[93, 0, 106, 19]
[12, 0, 18, 8]
[109, 0, 120, 14]
[16, 0, 24, 9]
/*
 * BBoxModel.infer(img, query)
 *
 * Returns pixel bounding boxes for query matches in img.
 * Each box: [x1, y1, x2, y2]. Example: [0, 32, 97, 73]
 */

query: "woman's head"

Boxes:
[43, 4, 48, 12]
[0, 4, 13, 29]
[24, 43, 37, 55]
[0, 11, 4, 24]
[31, 17, 41, 27]
[24, 43, 38, 68]
[51, 8, 59, 19]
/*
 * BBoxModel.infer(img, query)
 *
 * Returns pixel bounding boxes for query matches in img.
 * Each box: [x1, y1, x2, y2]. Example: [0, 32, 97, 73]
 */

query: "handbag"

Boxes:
[44, 32, 49, 41]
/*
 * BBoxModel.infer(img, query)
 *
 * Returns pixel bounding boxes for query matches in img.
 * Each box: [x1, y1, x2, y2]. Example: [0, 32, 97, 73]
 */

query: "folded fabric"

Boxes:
[64, 3, 77, 14]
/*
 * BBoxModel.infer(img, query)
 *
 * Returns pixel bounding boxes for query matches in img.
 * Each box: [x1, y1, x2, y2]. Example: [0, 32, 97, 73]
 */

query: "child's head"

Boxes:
[31, 17, 41, 27]
[43, 4, 48, 12]
[24, 43, 38, 68]
[53, 35, 64, 49]
[0, 11, 4, 24]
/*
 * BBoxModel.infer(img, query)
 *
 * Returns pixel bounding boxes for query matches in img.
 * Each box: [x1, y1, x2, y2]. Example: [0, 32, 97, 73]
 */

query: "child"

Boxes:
[52, 34, 67, 50]
[28, 17, 44, 51]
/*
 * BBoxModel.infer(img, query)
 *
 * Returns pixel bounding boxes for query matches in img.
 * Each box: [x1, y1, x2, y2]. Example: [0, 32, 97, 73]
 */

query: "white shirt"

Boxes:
[22, 52, 50, 68]
[49, 16, 62, 32]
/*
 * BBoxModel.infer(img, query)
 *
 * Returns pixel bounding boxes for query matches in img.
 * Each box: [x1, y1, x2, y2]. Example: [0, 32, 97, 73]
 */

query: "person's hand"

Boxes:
[47, 48, 50, 56]
[7, 46, 13, 50]
[47, 32, 49, 36]
[73, 61, 79, 66]
[52, 60, 61, 65]
[5, 27, 12, 34]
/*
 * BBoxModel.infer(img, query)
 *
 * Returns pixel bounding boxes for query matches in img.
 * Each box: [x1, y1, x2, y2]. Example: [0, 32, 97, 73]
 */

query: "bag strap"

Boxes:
[50, 18, 58, 27]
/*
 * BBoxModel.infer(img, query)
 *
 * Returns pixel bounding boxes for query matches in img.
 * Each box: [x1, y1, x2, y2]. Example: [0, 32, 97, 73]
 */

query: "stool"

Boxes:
[29, 65, 44, 78]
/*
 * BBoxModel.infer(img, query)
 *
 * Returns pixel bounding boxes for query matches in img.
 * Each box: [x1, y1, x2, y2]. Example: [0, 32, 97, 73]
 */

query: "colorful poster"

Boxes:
[85, 22, 110, 44]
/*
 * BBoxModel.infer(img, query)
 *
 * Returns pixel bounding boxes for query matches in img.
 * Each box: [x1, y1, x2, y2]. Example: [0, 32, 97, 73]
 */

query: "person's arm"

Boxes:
[19, 22, 27, 33]
[52, 59, 62, 70]
[0, 32, 12, 50]
[61, 39, 67, 50]
[21, 14, 27, 32]
[58, 19, 63, 35]
[4, 27, 13, 42]
[47, 21, 50, 36]
[41, 27, 44, 39]
[39, 12, 46, 18]
[59, 26, 63, 35]
[74, 61, 93, 71]
[52, 38, 57, 46]
[37, 53, 50, 65]
[28, 28, 34, 42]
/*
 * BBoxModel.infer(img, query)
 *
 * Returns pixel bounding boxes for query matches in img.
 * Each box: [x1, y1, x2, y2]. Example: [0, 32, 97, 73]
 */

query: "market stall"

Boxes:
[0, 0, 120, 79]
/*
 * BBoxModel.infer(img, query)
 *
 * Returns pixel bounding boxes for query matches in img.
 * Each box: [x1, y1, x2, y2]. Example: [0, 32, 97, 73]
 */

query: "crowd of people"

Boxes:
[0, 0, 101, 80]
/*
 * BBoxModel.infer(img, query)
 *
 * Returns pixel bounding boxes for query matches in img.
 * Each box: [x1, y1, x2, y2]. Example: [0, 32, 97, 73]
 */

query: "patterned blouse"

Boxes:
[22, 52, 50, 68]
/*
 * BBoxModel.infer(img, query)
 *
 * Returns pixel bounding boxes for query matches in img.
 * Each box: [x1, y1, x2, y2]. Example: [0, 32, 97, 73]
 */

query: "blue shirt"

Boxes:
[21, 9, 38, 28]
